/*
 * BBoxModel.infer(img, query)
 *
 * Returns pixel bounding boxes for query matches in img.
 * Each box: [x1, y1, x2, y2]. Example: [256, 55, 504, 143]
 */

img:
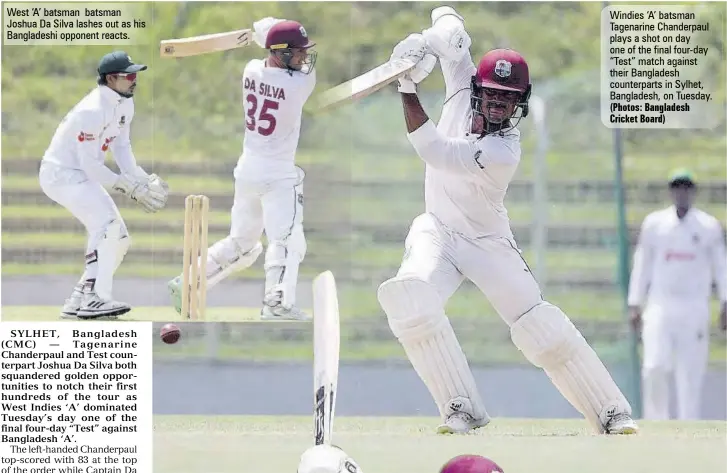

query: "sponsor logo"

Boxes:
[101, 136, 116, 152]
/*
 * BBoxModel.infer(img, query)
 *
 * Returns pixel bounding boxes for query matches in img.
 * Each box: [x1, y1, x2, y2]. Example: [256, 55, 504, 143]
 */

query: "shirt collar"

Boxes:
[669, 205, 693, 223]
[98, 85, 125, 106]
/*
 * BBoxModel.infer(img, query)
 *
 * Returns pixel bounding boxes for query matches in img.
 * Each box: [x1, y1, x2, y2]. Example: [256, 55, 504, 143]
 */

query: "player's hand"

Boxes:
[423, 6, 470, 62]
[391, 33, 428, 65]
[719, 302, 726, 333]
[253, 17, 285, 48]
[113, 174, 167, 213]
[628, 306, 642, 340]
[391, 34, 435, 93]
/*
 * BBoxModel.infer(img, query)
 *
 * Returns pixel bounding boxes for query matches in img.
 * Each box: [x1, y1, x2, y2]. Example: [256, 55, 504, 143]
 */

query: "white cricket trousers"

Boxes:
[397, 213, 543, 325]
[641, 298, 710, 420]
[39, 161, 127, 252]
[229, 166, 304, 251]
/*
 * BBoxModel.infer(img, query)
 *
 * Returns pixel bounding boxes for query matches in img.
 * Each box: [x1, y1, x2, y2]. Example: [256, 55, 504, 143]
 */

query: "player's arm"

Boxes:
[110, 103, 170, 204]
[109, 104, 147, 179]
[422, 6, 475, 96]
[403, 98, 519, 178]
[75, 111, 121, 187]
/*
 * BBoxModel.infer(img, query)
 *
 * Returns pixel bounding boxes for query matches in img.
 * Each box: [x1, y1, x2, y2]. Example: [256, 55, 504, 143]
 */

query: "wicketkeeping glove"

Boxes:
[113, 174, 168, 213]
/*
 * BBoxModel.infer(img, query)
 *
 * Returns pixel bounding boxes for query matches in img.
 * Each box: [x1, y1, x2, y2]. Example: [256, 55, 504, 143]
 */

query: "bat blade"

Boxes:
[160, 29, 252, 58]
[312, 270, 340, 446]
[315, 58, 416, 112]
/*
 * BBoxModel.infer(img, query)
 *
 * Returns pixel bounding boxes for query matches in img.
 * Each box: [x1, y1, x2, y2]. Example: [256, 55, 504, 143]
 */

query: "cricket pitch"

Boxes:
[154, 416, 726, 473]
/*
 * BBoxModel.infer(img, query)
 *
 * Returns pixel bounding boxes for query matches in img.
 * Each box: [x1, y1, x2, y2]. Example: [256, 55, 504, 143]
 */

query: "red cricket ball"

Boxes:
[440, 455, 504, 473]
[160, 323, 181, 344]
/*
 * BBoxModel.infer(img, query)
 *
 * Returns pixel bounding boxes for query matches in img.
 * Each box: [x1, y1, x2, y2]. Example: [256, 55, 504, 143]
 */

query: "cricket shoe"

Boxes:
[601, 405, 639, 435]
[60, 295, 84, 319]
[76, 293, 131, 319]
[167, 276, 183, 315]
[436, 397, 490, 434]
[260, 290, 310, 321]
[260, 304, 310, 321]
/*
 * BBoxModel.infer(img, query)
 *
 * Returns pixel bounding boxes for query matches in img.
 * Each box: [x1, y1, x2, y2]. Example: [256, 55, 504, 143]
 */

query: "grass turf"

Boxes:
[0, 306, 272, 322]
[153, 416, 726, 473]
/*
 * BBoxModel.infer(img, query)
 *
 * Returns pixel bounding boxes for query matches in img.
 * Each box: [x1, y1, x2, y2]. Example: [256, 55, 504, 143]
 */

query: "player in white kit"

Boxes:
[168, 19, 316, 320]
[39, 51, 169, 320]
[377, 6, 639, 435]
[628, 169, 727, 420]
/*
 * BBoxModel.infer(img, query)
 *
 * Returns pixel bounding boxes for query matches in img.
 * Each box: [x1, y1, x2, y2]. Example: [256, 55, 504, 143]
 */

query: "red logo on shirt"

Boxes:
[101, 136, 116, 151]
[665, 250, 696, 261]
[78, 132, 95, 142]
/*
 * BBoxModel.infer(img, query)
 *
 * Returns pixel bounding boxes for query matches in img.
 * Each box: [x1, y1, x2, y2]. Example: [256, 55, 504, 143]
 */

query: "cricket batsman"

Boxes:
[377, 6, 638, 435]
[168, 18, 317, 320]
[39, 51, 169, 319]
[628, 169, 727, 420]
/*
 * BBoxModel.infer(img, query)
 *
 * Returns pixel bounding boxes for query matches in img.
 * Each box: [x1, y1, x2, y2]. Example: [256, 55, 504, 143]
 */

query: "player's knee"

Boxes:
[510, 302, 585, 369]
[212, 236, 262, 266]
[88, 218, 123, 250]
[266, 225, 306, 262]
[378, 276, 447, 341]
[229, 236, 262, 255]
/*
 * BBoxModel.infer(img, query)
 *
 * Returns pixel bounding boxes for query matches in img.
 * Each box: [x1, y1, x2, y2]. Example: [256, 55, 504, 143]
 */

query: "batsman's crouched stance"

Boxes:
[378, 6, 638, 435]
[40, 51, 169, 320]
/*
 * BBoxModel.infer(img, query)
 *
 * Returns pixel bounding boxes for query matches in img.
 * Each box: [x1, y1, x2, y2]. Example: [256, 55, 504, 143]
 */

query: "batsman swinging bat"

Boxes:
[312, 270, 341, 446]
[315, 58, 416, 112]
[160, 29, 252, 58]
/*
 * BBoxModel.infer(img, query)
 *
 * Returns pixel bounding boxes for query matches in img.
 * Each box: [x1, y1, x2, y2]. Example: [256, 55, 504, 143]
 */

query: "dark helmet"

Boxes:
[266, 20, 317, 74]
[471, 48, 532, 134]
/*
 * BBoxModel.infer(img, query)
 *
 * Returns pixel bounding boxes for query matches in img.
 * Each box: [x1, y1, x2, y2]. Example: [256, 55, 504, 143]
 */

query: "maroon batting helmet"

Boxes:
[470, 48, 531, 134]
[266, 20, 315, 49]
[265, 20, 316, 74]
[440, 455, 504, 473]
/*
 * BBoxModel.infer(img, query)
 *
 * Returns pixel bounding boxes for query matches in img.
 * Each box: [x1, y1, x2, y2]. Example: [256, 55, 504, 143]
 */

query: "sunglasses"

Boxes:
[113, 72, 137, 81]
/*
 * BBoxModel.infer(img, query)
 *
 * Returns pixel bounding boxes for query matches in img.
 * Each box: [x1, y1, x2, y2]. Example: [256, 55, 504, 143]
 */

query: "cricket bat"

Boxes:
[312, 270, 341, 446]
[315, 58, 416, 112]
[160, 29, 252, 58]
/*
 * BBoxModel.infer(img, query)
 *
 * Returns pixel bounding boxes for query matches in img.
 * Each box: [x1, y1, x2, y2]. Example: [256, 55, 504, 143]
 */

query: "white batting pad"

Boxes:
[377, 277, 488, 420]
[207, 239, 263, 288]
[265, 224, 306, 307]
[93, 219, 122, 300]
[510, 303, 631, 432]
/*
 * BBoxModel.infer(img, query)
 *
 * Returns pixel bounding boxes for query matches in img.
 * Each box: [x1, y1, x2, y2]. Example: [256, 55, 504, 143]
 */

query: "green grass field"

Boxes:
[0, 306, 269, 322]
[153, 417, 726, 473]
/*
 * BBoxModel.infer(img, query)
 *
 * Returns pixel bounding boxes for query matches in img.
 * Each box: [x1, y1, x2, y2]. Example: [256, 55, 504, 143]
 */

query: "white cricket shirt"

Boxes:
[42, 85, 141, 187]
[235, 59, 316, 180]
[407, 50, 521, 239]
[628, 206, 727, 306]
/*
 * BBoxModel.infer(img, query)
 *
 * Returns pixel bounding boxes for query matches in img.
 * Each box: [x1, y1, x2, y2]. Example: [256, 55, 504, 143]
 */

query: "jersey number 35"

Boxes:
[246, 94, 279, 136]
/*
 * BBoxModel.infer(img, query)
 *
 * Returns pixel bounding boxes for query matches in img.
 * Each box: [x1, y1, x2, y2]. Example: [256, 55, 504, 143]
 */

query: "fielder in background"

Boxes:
[628, 169, 727, 420]
[168, 18, 317, 321]
[39, 51, 169, 320]
[377, 6, 638, 435]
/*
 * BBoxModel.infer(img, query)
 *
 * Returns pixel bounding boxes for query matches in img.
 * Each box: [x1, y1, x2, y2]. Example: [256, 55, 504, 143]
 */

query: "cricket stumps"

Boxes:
[182, 195, 209, 320]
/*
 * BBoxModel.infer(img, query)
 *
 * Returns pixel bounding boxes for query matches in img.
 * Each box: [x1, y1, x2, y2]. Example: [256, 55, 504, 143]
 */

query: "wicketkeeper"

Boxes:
[39, 51, 169, 319]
